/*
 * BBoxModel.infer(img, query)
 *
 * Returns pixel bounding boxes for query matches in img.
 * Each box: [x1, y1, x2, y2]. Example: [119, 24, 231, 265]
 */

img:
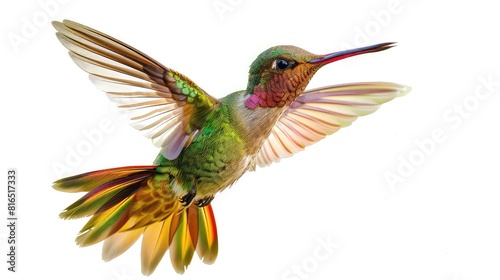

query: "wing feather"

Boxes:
[256, 82, 410, 167]
[53, 20, 219, 159]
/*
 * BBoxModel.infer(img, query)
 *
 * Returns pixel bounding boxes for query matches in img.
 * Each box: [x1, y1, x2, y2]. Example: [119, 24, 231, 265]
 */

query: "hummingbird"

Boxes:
[52, 20, 409, 275]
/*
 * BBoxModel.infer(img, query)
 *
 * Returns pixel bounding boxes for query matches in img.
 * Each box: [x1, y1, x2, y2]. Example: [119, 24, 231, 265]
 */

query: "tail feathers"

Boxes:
[140, 204, 218, 275]
[103, 203, 218, 276]
[141, 215, 176, 275]
[54, 166, 157, 220]
[58, 173, 152, 220]
[169, 206, 198, 274]
[196, 205, 218, 264]
[54, 166, 218, 275]
[53, 166, 157, 247]
[102, 227, 143, 261]
[53, 166, 157, 193]
[76, 194, 135, 246]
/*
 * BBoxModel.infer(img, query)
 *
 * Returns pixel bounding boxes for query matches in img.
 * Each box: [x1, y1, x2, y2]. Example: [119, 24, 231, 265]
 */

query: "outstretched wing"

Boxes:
[256, 82, 410, 167]
[53, 20, 219, 159]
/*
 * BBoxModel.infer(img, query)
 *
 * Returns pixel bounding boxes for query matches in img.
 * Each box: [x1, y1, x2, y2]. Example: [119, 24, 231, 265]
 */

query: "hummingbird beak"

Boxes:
[308, 42, 396, 65]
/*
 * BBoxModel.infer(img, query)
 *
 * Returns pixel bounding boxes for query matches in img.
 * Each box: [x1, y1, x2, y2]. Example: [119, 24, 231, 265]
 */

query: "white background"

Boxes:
[1, 0, 500, 279]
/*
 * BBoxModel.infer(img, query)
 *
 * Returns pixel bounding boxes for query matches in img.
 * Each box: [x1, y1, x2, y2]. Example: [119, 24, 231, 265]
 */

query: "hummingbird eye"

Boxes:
[272, 58, 292, 71]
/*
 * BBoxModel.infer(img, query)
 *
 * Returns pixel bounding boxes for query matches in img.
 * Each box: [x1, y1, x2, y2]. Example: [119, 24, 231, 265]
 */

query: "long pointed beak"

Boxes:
[309, 42, 396, 65]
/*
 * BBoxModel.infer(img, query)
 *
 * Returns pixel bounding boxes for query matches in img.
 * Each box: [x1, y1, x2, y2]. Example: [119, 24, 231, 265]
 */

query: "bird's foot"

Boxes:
[180, 187, 197, 206]
[195, 195, 214, 207]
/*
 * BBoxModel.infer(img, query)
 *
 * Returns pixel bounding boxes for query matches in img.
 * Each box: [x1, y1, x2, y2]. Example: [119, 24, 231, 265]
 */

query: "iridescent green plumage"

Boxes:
[53, 20, 409, 276]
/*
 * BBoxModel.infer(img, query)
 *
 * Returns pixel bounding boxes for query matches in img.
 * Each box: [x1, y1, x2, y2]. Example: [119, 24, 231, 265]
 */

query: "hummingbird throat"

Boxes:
[245, 75, 301, 109]
[244, 91, 262, 109]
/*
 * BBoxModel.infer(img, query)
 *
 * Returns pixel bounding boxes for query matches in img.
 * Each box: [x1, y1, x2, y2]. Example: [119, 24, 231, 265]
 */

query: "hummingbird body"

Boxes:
[157, 100, 249, 197]
[52, 20, 410, 275]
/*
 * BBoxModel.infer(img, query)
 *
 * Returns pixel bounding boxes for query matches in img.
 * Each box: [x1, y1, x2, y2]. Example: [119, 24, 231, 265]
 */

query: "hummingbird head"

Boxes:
[244, 42, 395, 109]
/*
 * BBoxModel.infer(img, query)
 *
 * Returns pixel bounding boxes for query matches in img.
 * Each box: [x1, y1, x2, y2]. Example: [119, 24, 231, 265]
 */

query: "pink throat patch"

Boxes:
[245, 94, 261, 109]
